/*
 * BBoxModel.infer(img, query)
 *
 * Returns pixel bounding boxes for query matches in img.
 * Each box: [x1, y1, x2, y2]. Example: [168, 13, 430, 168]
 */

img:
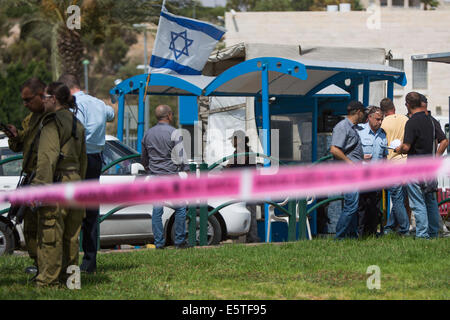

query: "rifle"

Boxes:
[7, 171, 36, 223]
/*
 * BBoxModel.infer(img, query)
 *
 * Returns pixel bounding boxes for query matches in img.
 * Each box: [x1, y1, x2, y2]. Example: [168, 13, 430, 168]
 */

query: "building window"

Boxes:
[392, 0, 404, 6]
[389, 59, 404, 90]
[409, 0, 421, 7]
[413, 60, 428, 89]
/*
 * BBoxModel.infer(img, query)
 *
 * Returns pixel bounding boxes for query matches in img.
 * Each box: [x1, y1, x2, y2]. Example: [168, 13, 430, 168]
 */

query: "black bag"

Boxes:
[419, 115, 439, 194]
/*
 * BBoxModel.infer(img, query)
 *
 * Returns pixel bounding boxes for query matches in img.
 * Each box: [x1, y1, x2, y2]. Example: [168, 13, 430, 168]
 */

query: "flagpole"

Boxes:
[142, 0, 167, 122]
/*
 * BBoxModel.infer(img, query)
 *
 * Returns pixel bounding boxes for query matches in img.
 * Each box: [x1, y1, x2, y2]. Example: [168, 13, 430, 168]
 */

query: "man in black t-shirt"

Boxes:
[395, 92, 442, 239]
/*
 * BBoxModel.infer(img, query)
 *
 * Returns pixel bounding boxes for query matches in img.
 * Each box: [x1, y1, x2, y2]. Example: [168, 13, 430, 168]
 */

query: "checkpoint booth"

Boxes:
[110, 56, 406, 242]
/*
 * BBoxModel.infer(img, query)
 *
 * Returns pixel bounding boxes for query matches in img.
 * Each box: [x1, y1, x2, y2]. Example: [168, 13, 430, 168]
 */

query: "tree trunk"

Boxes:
[51, 24, 62, 81]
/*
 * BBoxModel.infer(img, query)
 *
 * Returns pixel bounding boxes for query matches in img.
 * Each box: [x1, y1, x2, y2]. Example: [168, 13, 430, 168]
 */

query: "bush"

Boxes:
[0, 60, 52, 128]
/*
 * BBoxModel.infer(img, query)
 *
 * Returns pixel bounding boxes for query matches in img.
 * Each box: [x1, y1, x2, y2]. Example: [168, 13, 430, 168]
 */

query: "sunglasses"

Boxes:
[22, 95, 37, 103]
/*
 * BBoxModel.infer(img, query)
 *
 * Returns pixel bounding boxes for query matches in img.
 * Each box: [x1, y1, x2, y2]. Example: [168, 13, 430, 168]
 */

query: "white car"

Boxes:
[0, 134, 251, 255]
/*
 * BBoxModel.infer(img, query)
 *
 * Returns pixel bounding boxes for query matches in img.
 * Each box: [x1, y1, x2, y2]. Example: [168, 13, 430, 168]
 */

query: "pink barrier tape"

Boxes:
[0, 156, 447, 208]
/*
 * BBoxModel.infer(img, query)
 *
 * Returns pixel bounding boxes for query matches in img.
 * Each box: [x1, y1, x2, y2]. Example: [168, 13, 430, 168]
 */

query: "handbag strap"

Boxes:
[428, 114, 436, 157]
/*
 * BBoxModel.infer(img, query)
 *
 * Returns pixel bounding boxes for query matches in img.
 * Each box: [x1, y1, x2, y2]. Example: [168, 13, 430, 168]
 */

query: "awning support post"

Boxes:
[261, 62, 272, 243]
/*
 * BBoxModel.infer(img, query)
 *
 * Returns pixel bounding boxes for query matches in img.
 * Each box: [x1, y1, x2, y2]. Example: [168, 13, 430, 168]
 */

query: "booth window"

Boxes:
[271, 113, 312, 163]
[389, 59, 404, 91]
[412, 60, 428, 90]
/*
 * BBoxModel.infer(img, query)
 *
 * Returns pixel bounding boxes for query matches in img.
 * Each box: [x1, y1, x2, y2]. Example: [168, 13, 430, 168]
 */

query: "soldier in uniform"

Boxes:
[5, 78, 47, 275]
[31, 81, 87, 286]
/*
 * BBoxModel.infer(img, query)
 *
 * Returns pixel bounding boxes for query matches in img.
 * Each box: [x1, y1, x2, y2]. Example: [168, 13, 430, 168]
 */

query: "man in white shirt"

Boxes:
[58, 74, 115, 273]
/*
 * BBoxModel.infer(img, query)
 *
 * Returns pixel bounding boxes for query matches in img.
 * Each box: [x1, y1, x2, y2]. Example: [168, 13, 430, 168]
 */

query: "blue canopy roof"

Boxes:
[110, 57, 406, 98]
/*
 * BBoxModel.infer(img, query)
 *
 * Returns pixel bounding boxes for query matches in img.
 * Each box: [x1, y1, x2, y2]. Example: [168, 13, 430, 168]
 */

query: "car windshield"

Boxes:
[102, 140, 141, 175]
[0, 138, 142, 177]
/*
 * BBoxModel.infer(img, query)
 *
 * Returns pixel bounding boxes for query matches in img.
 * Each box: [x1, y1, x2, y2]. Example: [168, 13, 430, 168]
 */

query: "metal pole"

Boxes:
[363, 76, 370, 107]
[387, 80, 394, 100]
[261, 62, 271, 243]
[137, 84, 145, 153]
[312, 98, 318, 162]
[125, 111, 130, 147]
[310, 98, 319, 236]
[199, 163, 208, 246]
[117, 93, 125, 142]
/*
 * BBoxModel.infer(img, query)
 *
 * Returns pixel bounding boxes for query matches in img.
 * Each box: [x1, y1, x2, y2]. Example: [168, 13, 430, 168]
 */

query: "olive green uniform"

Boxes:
[8, 112, 48, 265]
[31, 109, 87, 286]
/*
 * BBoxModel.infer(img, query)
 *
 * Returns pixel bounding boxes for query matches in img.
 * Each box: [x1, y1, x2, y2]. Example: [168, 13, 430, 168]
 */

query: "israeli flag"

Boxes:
[150, 7, 226, 75]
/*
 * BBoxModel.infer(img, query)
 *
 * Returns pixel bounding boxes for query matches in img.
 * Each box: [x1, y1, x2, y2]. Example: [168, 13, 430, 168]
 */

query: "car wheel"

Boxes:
[0, 220, 15, 256]
[171, 214, 222, 246]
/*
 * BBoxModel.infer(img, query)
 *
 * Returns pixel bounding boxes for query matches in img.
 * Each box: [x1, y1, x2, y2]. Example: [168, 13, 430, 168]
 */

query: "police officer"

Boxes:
[5, 78, 47, 275]
[357, 106, 388, 237]
[32, 81, 87, 286]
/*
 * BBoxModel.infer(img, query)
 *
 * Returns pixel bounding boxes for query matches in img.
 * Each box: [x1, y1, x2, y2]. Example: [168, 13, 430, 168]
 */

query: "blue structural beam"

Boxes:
[137, 85, 145, 153]
[305, 71, 406, 99]
[261, 62, 271, 243]
[310, 98, 319, 235]
[363, 76, 370, 107]
[387, 81, 394, 100]
[179, 96, 199, 125]
[110, 73, 206, 145]
[117, 93, 125, 142]
[204, 57, 308, 96]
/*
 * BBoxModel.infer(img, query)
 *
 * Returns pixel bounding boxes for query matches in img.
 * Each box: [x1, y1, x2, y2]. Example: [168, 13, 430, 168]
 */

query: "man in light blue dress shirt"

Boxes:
[357, 106, 388, 238]
[58, 74, 115, 273]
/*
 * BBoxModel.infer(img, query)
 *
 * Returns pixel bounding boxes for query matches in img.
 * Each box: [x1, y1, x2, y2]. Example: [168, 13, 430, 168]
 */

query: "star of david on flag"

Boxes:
[150, 7, 226, 75]
[169, 30, 193, 60]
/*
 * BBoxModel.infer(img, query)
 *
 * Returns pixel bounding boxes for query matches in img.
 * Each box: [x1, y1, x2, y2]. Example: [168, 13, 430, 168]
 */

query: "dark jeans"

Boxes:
[358, 191, 382, 238]
[80, 153, 102, 272]
[385, 185, 410, 235]
[335, 191, 359, 239]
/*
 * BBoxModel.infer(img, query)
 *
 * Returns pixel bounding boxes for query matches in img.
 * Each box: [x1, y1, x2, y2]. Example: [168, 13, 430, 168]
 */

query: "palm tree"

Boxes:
[10, 0, 84, 80]
[4, 0, 197, 80]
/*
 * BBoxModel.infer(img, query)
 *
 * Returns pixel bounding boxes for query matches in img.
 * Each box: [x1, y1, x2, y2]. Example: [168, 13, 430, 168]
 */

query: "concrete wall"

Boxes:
[224, 10, 450, 116]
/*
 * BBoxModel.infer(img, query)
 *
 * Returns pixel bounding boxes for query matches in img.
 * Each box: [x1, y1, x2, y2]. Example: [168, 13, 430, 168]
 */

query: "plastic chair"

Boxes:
[266, 197, 313, 241]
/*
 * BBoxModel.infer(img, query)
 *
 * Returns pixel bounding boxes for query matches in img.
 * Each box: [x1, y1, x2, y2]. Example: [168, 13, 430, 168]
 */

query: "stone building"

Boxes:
[224, 8, 450, 116]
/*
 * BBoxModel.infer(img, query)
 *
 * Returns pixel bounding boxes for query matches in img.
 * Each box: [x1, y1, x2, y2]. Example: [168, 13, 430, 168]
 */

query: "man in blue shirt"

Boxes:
[330, 101, 366, 239]
[58, 74, 115, 273]
[357, 106, 388, 237]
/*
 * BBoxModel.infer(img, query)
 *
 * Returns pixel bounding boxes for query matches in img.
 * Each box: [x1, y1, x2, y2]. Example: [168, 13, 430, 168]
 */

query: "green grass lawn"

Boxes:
[0, 237, 449, 300]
